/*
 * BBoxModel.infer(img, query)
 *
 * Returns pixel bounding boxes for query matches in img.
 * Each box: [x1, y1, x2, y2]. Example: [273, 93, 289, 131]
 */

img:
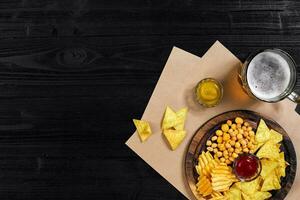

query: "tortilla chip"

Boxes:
[275, 152, 286, 178]
[255, 119, 270, 143]
[161, 106, 178, 130]
[251, 191, 272, 200]
[174, 107, 188, 131]
[261, 173, 281, 191]
[237, 177, 261, 195]
[252, 142, 264, 153]
[269, 129, 283, 144]
[133, 119, 152, 142]
[225, 185, 242, 200]
[241, 193, 252, 200]
[163, 129, 186, 150]
[260, 159, 279, 179]
[256, 140, 280, 159]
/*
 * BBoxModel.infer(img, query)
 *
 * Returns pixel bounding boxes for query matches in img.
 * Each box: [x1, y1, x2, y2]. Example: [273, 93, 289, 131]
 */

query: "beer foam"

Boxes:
[247, 51, 291, 100]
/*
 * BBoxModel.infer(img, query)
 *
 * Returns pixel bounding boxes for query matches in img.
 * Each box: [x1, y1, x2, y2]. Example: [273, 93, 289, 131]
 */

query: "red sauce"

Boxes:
[235, 154, 259, 179]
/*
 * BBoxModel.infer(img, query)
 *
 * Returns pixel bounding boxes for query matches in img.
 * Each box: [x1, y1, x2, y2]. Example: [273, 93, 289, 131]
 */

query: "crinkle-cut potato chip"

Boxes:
[195, 151, 219, 178]
[251, 191, 272, 200]
[133, 119, 152, 142]
[196, 175, 213, 197]
[211, 164, 238, 192]
[211, 191, 223, 197]
[269, 129, 283, 143]
[275, 152, 286, 178]
[173, 107, 188, 131]
[161, 106, 178, 130]
[256, 140, 280, 159]
[163, 129, 186, 150]
[261, 173, 281, 191]
[225, 185, 242, 200]
[260, 159, 279, 179]
[255, 119, 270, 143]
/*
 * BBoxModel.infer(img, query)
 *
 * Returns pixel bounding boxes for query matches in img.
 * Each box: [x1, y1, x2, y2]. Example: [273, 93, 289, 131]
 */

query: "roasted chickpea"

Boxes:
[207, 147, 213, 151]
[206, 140, 212, 146]
[229, 140, 235, 146]
[216, 130, 223, 136]
[243, 148, 249, 153]
[231, 124, 237, 130]
[226, 159, 231, 165]
[227, 120, 232, 126]
[249, 131, 255, 137]
[235, 117, 244, 124]
[225, 143, 231, 149]
[237, 134, 243, 140]
[217, 151, 223, 157]
[228, 147, 234, 153]
[223, 134, 230, 141]
[221, 124, 229, 132]
[217, 136, 223, 144]
[212, 143, 218, 148]
[211, 136, 217, 141]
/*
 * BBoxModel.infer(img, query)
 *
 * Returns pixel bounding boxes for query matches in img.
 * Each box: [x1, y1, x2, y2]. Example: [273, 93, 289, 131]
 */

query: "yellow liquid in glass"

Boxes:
[196, 79, 222, 107]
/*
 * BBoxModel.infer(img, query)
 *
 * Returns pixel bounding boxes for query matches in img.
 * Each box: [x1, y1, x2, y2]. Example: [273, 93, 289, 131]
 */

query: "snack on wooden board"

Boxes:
[196, 117, 287, 200]
[206, 117, 257, 165]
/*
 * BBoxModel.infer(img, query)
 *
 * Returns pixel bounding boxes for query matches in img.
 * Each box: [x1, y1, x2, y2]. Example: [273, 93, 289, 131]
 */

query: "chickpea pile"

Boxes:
[206, 117, 257, 165]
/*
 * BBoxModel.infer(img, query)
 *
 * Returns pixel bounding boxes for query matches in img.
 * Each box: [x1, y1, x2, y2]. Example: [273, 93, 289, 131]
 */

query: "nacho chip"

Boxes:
[252, 142, 264, 153]
[260, 159, 279, 179]
[241, 193, 252, 200]
[251, 191, 272, 200]
[275, 152, 286, 178]
[261, 173, 281, 191]
[225, 185, 242, 200]
[255, 119, 270, 143]
[269, 129, 283, 143]
[256, 140, 280, 159]
[174, 107, 188, 130]
[163, 129, 186, 150]
[133, 119, 152, 142]
[161, 106, 178, 130]
[236, 177, 261, 195]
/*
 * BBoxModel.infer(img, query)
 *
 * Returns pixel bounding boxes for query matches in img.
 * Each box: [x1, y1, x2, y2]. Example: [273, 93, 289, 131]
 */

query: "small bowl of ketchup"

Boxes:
[233, 153, 261, 182]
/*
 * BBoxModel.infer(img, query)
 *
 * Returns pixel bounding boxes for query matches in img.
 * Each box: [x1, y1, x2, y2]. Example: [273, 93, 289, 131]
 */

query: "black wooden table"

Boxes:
[0, 0, 299, 199]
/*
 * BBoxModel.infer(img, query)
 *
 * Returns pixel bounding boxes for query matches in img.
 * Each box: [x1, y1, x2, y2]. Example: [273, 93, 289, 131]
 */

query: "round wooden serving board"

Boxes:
[185, 110, 296, 200]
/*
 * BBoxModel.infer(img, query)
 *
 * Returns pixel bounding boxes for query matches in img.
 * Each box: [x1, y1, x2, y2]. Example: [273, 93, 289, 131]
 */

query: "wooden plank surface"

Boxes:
[0, 0, 298, 199]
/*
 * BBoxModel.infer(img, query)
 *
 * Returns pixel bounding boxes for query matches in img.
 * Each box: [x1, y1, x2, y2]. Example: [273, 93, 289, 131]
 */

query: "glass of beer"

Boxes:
[240, 49, 300, 103]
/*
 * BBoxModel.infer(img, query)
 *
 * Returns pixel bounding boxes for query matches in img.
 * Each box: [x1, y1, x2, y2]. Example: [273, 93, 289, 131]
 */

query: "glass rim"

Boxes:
[243, 48, 297, 103]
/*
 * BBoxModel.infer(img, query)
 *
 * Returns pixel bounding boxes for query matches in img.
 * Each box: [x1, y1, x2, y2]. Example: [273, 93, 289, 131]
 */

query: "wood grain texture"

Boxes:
[185, 110, 296, 200]
[0, 0, 298, 199]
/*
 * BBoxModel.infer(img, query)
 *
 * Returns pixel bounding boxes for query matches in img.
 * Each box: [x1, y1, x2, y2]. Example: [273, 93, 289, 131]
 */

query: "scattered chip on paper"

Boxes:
[133, 119, 152, 142]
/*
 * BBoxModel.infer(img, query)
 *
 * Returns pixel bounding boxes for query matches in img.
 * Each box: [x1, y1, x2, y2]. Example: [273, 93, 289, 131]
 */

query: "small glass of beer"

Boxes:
[240, 49, 300, 103]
